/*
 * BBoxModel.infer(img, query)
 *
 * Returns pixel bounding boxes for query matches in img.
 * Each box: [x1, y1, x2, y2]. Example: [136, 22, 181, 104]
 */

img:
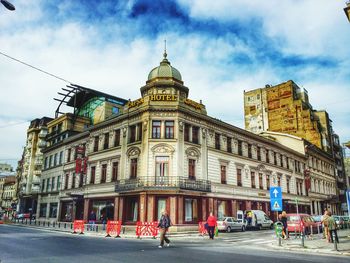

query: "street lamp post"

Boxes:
[1, 0, 15, 11]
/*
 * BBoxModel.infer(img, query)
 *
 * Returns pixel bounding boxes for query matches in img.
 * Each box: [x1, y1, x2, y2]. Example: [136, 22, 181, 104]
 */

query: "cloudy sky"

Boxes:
[1, 0, 350, 168]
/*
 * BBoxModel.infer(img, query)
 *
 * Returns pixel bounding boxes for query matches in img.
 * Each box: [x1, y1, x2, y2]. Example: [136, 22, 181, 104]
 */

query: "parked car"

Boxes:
[341, 216, 350, 229]
[311, 215, 323, 232]
[287, 213, 319, 234]
[16, 213, 35, 220]
[217, 216, 246, 232]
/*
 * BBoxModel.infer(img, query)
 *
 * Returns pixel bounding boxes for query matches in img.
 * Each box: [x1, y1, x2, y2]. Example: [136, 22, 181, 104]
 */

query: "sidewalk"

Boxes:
[269, 229, 350, 257]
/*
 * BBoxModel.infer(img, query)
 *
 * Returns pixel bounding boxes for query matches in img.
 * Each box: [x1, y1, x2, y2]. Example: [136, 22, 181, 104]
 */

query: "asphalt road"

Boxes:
[0, 225, 348, 263]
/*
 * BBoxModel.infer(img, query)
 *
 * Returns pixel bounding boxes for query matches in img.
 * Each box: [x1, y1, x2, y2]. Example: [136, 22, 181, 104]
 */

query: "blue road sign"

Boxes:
[270, 187, 282, 212]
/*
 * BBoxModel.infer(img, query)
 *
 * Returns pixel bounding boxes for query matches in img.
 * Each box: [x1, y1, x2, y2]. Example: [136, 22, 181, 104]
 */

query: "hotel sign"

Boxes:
[150, 94, 177, 101]
[128, 98, 144, 108]
[184, 98, 203, 110]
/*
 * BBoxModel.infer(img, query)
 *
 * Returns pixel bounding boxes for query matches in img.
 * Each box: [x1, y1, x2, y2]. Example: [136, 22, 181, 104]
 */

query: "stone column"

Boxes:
[83, 198, 89, 221]
[139, 193, 147, 222]
[245, 200, 252, 210]
[147, 196, 154, 222]
[202, 198, 207, 221]
[46, 203, 50, 220]
[114, 197, 119, 221]
[231, 200, 237, 217]
[118, 197, 124, 220]
[170, 196, 177, 225]
[178, 196, 183, 224]
[310, 201, 314, 215]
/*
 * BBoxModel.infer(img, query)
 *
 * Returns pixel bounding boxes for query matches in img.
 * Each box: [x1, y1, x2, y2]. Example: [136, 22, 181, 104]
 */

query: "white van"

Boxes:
[237, 210, 273, 230]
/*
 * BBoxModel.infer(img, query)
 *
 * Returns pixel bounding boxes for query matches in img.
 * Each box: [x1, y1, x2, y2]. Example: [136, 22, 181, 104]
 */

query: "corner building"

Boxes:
[44, 53, 337, 227]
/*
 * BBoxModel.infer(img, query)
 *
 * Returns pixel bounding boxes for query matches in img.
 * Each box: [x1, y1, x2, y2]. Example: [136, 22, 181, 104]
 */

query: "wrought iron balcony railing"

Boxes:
[115, 176, 211, 193]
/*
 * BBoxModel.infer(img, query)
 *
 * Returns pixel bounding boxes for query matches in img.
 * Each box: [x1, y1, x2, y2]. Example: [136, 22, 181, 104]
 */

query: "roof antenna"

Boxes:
[163, 39, 167, 59]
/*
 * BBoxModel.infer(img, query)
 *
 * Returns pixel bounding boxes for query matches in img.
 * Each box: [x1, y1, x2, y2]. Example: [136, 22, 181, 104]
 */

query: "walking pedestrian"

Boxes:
[281, 211, 288, 239]
[158, 210, 171, 248]
[327, 211, 339, 244]
[321, 210, 330, 242]
[207, 212, 217, 240]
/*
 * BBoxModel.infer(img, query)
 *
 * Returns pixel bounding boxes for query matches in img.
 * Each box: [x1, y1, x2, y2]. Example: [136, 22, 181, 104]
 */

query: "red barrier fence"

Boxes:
[198, 221, 207, 236]
[136, 221, 159, 238]
[106, 220, 122, 238]
[73, 220, 85, 234]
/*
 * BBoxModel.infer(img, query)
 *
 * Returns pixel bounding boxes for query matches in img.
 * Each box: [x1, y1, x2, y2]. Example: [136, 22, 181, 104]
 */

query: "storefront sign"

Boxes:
[150, 94, 177, 101]
[184, 98, 202, 110]
[128, 98, 144, 108]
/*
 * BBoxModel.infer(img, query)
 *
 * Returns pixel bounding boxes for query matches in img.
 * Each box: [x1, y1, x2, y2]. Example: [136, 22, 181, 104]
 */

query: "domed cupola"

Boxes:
[147, 51, 182, 83]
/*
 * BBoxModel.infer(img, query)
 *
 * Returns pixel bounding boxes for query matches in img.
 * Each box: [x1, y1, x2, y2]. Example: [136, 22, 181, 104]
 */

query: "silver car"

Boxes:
[217, 217, 246, 232]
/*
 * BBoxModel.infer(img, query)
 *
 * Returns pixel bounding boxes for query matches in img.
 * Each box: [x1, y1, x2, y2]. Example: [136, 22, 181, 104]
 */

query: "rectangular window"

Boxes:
[112, 162, 119, 182]
[49, 203, 58, 218]
[137, 123, 142, 141]
[248, 144, 252, 158]
[49, 155, 53, 168]
[57, 176, 61, 190]
[67, 149, 71, 163]
[101, 164, 107, 183]
[39, 203, 47, 217]
[42, 179, 45, 192]
[129, 125, 136, 143]
[221, 165, 227, 184]
[266, 175, 270, 190]
[188, 159, 196, 179]
[277, 176, 281, 187]
[114, 129, 120, 147]
[90, 166, 96, 184]
[152, 121, 161, 139]
[192, 126, 199, 144]
[157, 199, 167, 221]
[185, 199, 198, 222]
[51, 177, 55, 191]
[286, 177, 290, 193]
[126, 197, 138, 222]
[286, 157, 289, 169]
[54, 153, 58, 166]
[165, 121, 174, 139]
[72, 173, 75, 188]
[259, 173, 263, 189]
[103, 133, 109, 150]
[227, 137, 232, 153]
[280, 155, 283, 167]
[257, 147, 261, 161]
[266, 150, 270, 163]
[251, 172, 256, 188]
[59, 151, 63, 165]
[65, 174, 69, 189]
[274, 152, 277, 165]
[155, 157, 169, 178]
[46, 178, 51, 192]
[184, 123, 190, 142]
[130, 159, 138, 179]
[44, 157, 48, 169]
[215, 133, 220, 150]
[237, 168, 242, 186]
[238, 141, 242, 155]
[79, 173, 83, 187]
[94, 136, 99, 152]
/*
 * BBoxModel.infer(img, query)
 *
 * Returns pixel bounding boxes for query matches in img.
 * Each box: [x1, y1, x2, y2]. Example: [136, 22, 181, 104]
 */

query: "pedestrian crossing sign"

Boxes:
[270, 198, 282, 211]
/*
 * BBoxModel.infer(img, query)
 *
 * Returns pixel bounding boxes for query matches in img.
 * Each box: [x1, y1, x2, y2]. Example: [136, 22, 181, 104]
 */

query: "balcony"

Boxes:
[38, 130, 48, 138]
[37, 141, 47, 148]
[115, 176, 211, 193]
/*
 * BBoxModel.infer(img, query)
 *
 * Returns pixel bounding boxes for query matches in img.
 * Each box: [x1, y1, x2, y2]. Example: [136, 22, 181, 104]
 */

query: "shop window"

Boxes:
[112, 162, 119, 182]
[155, 157, 169, 178]
[130, 159, 138, 179]
[92, 200, 114, 221]
[49, 203, 58, 218]
[152, 121, 161, 139]
[221, 165, 227, 184]
[39, 203, 47, 217]
[185, 199, 198, 222]
[184, 123, 190, 142]
[165, 121, 174, 139]
[126, 198, 138, 222]
[129, 125, 136, 143]
[218, 201, 227, 220]
[237, 168, 242, 186]
[93, 136, 99, 152]
[114, 129, 120, 147]
[251, 172, 256, 188]
[103, 133, 109, 150]
[188, 159, 196, 180]
[90, 166, 96, 184]
[192, 126, 199, 144]
[101, 164, 107, 183]
[157, 198, 167, 221]
[215, 133, 220, 150]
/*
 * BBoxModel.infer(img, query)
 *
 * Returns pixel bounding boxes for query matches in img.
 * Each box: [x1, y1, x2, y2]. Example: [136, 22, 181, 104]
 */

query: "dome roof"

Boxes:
[148, 52, 182, 82]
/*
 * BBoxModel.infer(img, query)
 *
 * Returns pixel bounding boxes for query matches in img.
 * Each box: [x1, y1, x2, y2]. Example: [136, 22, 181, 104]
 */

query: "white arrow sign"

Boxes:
[273, 189, 279, 198]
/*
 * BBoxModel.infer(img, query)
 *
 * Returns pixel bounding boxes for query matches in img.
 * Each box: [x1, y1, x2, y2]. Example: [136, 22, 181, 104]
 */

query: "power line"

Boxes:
[0, 50, 72, 84]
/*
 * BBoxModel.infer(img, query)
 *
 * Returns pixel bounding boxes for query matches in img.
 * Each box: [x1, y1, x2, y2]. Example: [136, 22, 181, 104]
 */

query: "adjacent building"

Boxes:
[35, 53, 339, 227]
[244, 80, 346, 214]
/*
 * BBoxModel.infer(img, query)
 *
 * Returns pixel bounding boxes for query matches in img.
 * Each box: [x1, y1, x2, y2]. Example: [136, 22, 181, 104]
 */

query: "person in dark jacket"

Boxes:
[158, 210, 171, 248]
[88, 210, 96, 231]
[280, 211, 288, 239]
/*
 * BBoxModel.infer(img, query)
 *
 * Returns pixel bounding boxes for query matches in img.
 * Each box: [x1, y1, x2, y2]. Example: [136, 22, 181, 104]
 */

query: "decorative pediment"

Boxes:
[186, 147, 201, 158]
[126, 146, 141, 157]
[151, 143, 175, 155]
